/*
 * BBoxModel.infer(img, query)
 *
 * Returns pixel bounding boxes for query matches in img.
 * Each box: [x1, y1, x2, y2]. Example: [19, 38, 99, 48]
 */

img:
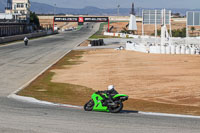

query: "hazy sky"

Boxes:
[31, 0, 200, 9]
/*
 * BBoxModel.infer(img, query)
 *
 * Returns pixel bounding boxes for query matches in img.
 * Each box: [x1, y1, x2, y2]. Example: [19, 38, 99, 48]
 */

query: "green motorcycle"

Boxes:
[84, 91, 128, 113]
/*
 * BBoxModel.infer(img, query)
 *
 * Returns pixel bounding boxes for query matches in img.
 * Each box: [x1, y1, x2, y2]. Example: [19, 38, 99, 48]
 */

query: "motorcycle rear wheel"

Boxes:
[84, 100, 94, 111]
[109, 101, 123, 113]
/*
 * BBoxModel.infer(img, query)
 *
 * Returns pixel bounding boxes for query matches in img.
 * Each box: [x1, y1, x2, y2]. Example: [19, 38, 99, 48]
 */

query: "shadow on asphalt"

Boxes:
[120, 110, 139, 114]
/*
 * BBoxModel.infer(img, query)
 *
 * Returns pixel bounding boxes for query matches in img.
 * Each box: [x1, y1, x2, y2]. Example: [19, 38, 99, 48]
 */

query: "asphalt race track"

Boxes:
[0, 24, 200, 133]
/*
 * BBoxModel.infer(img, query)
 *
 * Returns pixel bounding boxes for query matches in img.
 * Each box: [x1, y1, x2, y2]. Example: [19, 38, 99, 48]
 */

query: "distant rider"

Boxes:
[24, 37, 29, 46]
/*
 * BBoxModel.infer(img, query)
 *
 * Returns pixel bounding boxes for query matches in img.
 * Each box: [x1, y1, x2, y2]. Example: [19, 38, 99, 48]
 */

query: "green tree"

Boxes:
[153, 28, 186, 37]
[191, 27, 195, 35]
[181, 28, 186, 37]
[30, 12, 40, 30]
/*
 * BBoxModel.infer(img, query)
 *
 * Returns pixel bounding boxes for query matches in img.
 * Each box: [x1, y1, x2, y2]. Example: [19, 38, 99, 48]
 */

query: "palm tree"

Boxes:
[191, 27, 195, 35]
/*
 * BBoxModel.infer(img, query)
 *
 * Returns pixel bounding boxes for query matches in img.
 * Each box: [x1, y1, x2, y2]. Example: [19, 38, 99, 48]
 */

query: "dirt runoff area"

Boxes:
[51, 49, 200, 114]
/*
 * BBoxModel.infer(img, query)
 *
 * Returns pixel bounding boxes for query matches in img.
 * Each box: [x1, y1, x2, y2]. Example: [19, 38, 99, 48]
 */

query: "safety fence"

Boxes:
[104, 32, 149, 38]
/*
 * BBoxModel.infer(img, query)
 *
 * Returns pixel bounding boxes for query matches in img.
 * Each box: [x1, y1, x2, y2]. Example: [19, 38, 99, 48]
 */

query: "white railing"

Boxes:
[126, 41, 200, 55]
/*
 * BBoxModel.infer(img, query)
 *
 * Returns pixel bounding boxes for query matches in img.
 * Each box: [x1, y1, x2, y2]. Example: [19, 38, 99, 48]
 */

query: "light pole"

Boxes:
[116, 0, 120, 16]
[117, 5, 120, 16]
[54, 4, 56, 16]
[53, 4, 56, 32]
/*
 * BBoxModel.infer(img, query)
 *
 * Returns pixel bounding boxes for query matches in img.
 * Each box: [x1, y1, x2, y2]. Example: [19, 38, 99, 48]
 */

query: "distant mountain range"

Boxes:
[1, 0, 200, 16]
[29, 2, 131, 16]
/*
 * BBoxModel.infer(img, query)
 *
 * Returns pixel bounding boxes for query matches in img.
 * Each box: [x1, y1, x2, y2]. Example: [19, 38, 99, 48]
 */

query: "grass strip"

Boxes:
[17, 50, 94, 106]
[89, 22, 107, 39]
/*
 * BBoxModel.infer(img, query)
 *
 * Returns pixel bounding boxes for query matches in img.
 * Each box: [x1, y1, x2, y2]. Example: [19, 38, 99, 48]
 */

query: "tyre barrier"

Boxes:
[90, 39, 105, 46]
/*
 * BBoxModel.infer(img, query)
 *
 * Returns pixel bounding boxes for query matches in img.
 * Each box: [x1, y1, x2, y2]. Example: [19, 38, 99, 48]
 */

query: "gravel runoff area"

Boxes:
[51, 49, 200, 115]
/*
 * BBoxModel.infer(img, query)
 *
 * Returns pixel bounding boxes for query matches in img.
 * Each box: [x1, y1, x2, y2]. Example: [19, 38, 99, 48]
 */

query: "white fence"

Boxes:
[126, 41, 200, 55]
[104, 32, 159, 39]
[104, 32, 139, 38]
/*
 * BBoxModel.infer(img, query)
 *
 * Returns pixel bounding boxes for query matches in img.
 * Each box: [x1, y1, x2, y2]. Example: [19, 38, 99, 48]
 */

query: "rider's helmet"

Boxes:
[108, 85, 115, 91]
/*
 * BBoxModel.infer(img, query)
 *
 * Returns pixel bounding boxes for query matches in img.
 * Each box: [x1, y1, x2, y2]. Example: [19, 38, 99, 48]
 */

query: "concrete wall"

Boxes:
[0, 31, 55, 44]
[0, 25, 26, 37]
[0, 23, 32, 37]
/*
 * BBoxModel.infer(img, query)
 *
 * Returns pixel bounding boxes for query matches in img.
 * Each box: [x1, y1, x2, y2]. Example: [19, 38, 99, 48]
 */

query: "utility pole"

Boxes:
[54, 4, 56, 16]
[116, 0, 120, 16]
[117, 5, 120, 16]
[53, 4, 56, 32]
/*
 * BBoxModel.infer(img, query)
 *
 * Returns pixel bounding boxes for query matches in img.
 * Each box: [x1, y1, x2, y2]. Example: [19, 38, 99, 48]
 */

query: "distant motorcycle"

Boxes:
[24, 37, 29, 46]
[84, 91, 128, 113]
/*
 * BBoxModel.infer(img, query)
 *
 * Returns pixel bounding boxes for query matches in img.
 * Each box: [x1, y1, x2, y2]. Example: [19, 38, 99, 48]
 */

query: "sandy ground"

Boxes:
[62, 22, 78, 29]
[52, 49, 200, 107]
[106, 21, 193, 36]
[79, 40, 90, 47]
[109, 22, 129, 33]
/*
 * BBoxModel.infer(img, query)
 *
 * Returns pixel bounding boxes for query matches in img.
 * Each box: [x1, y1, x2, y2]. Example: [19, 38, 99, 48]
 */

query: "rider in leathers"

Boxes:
[98, 85, 118, 103]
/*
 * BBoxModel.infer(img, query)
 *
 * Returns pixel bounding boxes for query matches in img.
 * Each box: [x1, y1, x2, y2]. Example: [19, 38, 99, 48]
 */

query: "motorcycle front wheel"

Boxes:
[84, 100, 94, 111]
[109, 101, 123, 113]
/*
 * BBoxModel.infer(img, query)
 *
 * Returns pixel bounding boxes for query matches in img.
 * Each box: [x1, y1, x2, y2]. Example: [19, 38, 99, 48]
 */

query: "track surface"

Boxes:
[0, 24, 200, 133]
